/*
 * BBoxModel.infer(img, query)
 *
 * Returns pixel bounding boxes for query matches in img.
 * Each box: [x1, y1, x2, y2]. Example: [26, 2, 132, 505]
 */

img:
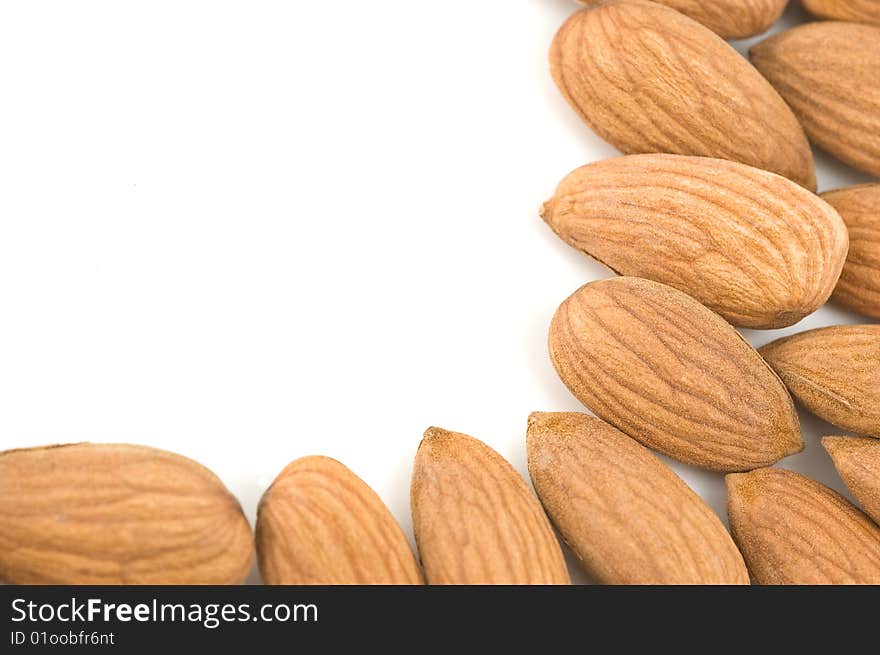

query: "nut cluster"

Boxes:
[2, 0, 879, 585]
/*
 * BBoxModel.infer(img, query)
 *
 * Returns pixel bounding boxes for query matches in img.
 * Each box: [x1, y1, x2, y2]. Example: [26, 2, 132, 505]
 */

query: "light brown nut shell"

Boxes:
[759, 325, 880, 437]
[727, 467, 880, 584]
[256, 456, 423, 585]
[821, 184, 880, 319]
[551, 1, 815, 189]
[411, 427, 570, 585]
[801, 0, 880, 25]
[823, 436, 880, 525]
[578, 0, 788, 38]
[750, 22, 880, 178]
[527, 411, 749, 584]
[542, 154, 848, 328]
[549, 277, 803, 471]
[0, 443, 254, 585]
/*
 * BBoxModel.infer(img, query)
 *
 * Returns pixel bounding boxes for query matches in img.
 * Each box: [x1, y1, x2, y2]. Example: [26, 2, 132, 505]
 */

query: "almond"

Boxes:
[759, 325, 880, 437]
[549, 277, 803, 471]
[823, 436, 880, 525]
[0, 443, 253, 584]
[801, 0, 880, 25]
[750, 22, 880, 178]
[542, 154, 848, 329]
[411, 427, 569, 584]
[821, 184, 880, 319]
[577, 0, 788, 38]
[727, 467, 880, 584]
[550, 1, 815, 190]
[255, 456, 423, 585]
[527, 411, 749, 584]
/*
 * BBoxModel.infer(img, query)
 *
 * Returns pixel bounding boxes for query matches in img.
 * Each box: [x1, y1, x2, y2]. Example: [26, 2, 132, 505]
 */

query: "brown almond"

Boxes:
[750, 22, 880, 178]
[577, 0, 788, 38]
[759, 325, 880, 437]
[542, 154, 848, 329]
[823, 436, 880, 525]
[821, 184, 880, 319]
[727, 467, 880, 584]
[411, 427, 570, 585]
[0, 443, 254, 585]
[527, 411, 749, 584]
[549, 277, 803, 471]
[551, 1, 815, 189]
[256, 456, 422, 585]
[801, 0, 880, 25]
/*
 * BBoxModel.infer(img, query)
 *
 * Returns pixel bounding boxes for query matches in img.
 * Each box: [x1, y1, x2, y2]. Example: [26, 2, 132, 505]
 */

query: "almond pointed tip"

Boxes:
[781, 430, 805, 458]
[725, 471, 745, 490]
[422, 426, 449, 441]
[725, 470, 756, 496]
[420, 427, 460, 453]
[822, 435, 860, 456]
[820, 435, 839, 452]
[748, 42, 765, 61]
[525, 413, 549, 457]
[539, 200, 552, 225]
[527, 411, 549, 426]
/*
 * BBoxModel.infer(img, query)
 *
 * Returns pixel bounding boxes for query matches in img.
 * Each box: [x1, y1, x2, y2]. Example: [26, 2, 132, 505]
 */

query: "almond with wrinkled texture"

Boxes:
[551, 1, 815, 189]
[727, 468, 880, 584]
[0, 443, 254, 585]
[751, 22, 880, 177]
[760, 325, 880, 437]
[256, 456, 422, 585]
[577, 0, 788, 38]
[542, 154, 848, 329]
[411, 427, 569, 585]
[527, 411, 749, 584]
[801, 0, 880, 25]
[549, 277, 802, 471]
[821, 184, 880, 318]
[823, 436, 880, 525]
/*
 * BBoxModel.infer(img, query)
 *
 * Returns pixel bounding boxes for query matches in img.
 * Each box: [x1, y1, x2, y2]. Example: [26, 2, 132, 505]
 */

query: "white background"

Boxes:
[0, 1, 875, 583]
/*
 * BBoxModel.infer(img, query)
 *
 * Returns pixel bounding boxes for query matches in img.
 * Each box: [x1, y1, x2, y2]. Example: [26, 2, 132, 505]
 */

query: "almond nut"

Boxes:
[542, 154, 848, 328]
[0, 443, 254, 584]
[551, 1, 815, 189]
[527, 411, 749, 584]
[579, 0, 787, 39]
[727, 467, 880, 584]
[801, 0, 880, 25]
[256, 456, 423, 585]
[823, 436, 880, 526]
[549, 277, 803, 471]
[411, 427, 570, 584]
[821, 184, 880, 319]
[750, 22, 880, 177]
[760, 325, 880, 437]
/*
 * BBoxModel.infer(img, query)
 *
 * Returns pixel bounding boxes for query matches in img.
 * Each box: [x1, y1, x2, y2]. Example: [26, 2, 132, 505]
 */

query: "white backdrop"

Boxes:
[0, 1, 874, 583]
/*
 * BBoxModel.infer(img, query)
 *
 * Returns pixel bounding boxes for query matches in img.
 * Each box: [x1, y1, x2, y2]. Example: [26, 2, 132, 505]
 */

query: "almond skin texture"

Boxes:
[551, 1, 816, 190]
[256, 456, 422, 585]
[727, 468, 880, 584]
[549, 277, 803, 471]
[802, 0, 880, 25]
[760, 325, 880, 437]
[750, 22, 880, 178]
[411, 427, 570, 585]
[527, 412, 749, 585]
[821, 184, 880, 318]
[0, 443, 254, 585]
[542, 154, 848, 329]
[823, 436, 880, 525]
[578, 0, 788, 38]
